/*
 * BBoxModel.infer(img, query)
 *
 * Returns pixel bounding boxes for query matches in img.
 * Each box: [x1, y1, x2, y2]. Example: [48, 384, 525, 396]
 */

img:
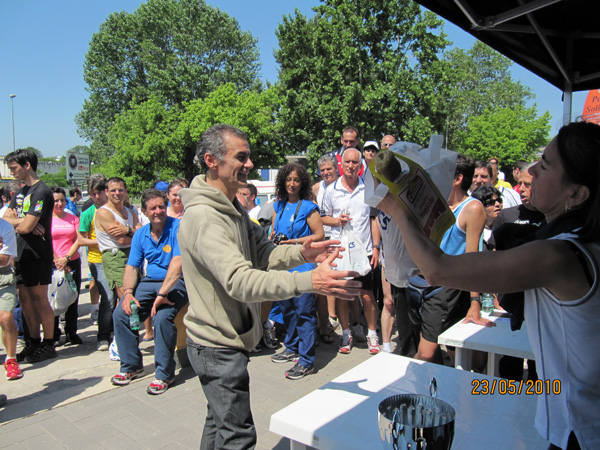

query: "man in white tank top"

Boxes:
[95, 177, 140, 300]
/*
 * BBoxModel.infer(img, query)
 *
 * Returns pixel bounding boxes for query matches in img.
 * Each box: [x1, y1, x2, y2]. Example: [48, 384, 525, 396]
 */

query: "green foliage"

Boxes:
[436, 41, 535, 150]
[460, 106, 551, 172]
[275, 0, 449, 167]
[106, 84, 282, 195]
[40, 167, 69, 187]
[77, 0, 262, 164]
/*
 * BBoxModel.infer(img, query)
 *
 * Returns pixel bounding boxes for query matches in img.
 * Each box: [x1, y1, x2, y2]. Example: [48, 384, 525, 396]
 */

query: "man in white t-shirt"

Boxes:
[237, 183, 261, 220]
[322, 148, 382, 355]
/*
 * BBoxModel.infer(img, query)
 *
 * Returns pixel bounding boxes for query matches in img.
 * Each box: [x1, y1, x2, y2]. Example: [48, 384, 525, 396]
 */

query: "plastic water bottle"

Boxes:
[482, 293, 494, 314]
[65, 271, 78, 293]
[130, 301, 140, 331]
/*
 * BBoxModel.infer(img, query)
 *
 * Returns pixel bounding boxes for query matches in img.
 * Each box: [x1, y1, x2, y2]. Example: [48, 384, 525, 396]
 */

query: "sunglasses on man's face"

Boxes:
[381, 143, 391, 148]
[364, 147, 379, 153]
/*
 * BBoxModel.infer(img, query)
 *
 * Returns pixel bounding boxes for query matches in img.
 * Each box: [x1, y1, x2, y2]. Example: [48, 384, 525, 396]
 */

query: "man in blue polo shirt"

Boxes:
[111, 188, 188, 395]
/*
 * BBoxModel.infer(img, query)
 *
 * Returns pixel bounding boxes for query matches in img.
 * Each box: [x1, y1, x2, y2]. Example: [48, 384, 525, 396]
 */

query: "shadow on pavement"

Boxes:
[0, 376, 103, 423]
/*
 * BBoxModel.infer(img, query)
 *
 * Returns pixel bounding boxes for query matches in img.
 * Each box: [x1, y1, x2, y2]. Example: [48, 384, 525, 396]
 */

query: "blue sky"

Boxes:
[0, 0, 587, 158]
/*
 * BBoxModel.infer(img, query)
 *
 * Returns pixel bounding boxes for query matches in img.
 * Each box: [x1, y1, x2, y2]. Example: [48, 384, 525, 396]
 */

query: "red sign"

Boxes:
[582, 90, 600, 125]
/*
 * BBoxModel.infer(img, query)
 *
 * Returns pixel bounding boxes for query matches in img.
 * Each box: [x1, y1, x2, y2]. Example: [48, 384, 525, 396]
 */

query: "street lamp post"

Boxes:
[9, 94, 16, 152]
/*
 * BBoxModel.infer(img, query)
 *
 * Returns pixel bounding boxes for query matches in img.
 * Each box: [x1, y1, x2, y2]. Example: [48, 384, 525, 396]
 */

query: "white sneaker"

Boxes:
[109, 339, 120, 361]
[328, 316, 341, 331]
[367, 335, 381, 355]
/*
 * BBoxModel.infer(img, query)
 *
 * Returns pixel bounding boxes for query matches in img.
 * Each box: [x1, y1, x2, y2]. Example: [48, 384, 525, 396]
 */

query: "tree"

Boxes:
[40, 167, 69, 188]
[436, 41, 536, 150]
[275, 0, 449, 167]
[106, 84, 282, 194]
[460, 105, 551, 172]
[76, 0, 262, 164]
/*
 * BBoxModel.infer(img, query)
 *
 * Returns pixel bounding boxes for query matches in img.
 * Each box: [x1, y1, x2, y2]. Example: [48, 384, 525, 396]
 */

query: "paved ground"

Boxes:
[0, 265, 393, 449]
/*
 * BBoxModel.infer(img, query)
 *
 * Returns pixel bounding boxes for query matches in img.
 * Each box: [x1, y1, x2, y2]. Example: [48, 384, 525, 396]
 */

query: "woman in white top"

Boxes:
[377, 121, 600, 450]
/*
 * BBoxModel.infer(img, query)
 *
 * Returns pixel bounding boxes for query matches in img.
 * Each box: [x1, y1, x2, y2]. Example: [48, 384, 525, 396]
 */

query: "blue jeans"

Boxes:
[187, 340, 256, 450]
[113, 278, 187, 381]
[89, 262, 115, 342]
[280, 292, 316, 368]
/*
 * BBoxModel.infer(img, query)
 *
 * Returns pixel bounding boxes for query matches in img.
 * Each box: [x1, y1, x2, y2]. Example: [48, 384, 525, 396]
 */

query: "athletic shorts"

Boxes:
[354, 259, 374, 292]
[15, 259, 53, 287]
[101, 248, 130, 290]
[419, 287, 469, 343]
[0, 272, 17, 312]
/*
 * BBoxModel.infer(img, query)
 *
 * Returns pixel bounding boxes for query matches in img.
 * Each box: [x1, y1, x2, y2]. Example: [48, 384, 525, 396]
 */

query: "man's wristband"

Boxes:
[470, 296, 482, 305]
[157, 292, 168, 298]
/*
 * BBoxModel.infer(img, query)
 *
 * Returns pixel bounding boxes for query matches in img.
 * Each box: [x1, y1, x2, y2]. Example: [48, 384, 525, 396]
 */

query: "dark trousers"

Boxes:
[187, 341, 256, 450]
[392, 285, 418, 357]
[89, 262, 115, 342]
[280, 292, 316, 368]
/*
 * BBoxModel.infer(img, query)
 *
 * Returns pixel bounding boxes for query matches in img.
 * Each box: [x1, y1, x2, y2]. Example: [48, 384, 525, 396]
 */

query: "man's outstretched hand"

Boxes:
[300, 238, 344, 265]
[311, 248, 362, 301]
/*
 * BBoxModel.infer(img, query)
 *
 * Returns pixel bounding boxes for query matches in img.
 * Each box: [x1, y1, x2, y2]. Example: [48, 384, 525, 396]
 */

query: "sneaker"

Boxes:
[271, 351, 300, 364]
[328, 315, 341, 331]
[147, 378, 174, 395]
[351, 323, 367, 342]
[285, 363, 314, 380]
[17, 342, 38, 363]
[109, 339, 120, 361]
[111, 368, 144, 386]
[65, 334, 83, 345]
[339, 334, 353, 354]
[367, 335, 381, 355]
[25, 342, 58, 363]
[97, 340, 109, 351]
[262, 326, 278, 349]
[4, 360, 23, 381]
[90, 309, 99, 325]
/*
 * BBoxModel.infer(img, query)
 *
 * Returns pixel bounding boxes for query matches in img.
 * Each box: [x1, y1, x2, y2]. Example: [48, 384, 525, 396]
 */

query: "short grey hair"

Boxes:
[317, 154, 337, 170]
[196, 124, 247, 172]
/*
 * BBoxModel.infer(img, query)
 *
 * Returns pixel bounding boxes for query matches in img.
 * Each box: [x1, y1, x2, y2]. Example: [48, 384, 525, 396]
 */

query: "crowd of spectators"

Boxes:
[1, 122, 597, 450]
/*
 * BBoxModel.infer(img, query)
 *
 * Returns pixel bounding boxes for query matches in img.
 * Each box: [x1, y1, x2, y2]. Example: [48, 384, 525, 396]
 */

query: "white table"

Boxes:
[270, 353, 547, 450]
[437, 312, 534, 377]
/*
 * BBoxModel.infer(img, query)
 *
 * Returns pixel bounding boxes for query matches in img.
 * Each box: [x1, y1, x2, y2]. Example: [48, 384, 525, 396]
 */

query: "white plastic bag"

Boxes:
[48, 270, 77, 316]
[335, 227, 372, 277]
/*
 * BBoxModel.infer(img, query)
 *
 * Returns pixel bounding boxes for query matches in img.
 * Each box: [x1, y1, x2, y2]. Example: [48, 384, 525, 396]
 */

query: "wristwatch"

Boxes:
[373, 243, 382, 250]
[64, 255, 71, 261]
[126, 226, 133, 237]
[470, 296, 482, 305]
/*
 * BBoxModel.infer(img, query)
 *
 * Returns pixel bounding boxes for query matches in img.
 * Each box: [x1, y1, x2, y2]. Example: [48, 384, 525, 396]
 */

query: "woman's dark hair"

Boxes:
[51, 186, 67, 198]
[455, 155, 475, 192]
[167, 179, 186, 195]
[471, 185, 501, 207]
[275, 163, 313, 202]
[556, 121, 600, 241]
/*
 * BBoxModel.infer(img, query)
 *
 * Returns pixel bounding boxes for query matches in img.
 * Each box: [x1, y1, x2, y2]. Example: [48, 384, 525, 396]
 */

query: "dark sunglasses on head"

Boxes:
[483, 197, 502, 207]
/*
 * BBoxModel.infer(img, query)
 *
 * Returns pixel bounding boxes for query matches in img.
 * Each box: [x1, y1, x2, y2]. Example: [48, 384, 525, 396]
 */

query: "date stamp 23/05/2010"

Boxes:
[471, 379, 561, 396]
